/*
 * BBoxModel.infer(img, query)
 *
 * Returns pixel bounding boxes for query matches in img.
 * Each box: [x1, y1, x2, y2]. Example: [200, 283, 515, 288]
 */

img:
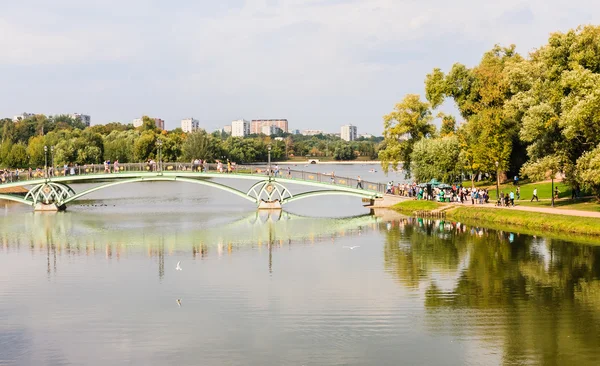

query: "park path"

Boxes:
[476, 202, 600, 218]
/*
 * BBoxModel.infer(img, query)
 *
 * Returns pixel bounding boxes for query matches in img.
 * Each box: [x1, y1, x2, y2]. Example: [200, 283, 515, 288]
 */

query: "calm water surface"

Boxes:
[1, 169, 600, 366]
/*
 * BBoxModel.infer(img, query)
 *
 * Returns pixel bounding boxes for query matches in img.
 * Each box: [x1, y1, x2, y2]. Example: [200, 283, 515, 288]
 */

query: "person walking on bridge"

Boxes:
[357, 176, 363, 189]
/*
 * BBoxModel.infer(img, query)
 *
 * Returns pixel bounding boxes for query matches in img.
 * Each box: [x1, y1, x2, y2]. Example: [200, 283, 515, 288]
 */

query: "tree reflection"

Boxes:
[383, 218, 600, 364]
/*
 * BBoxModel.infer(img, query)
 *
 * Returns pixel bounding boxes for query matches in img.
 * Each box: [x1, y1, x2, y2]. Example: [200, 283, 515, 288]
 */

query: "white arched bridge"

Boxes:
[0, 163, 384, 211]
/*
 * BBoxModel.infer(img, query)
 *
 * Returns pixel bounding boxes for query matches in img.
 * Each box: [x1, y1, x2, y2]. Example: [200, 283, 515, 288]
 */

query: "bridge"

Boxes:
[0, 162, 384, 211]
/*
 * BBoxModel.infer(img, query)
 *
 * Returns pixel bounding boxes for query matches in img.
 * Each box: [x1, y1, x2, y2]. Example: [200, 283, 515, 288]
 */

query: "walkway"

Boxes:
[480, 202, 600, 218]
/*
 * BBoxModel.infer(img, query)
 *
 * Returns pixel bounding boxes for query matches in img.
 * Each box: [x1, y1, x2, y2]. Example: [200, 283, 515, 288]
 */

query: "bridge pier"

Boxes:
[258, 200, 282, 210]
[34, 203, 66, 212]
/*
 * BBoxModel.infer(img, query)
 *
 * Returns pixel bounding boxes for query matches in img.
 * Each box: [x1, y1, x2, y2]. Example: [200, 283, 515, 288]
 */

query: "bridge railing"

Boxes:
[1, 162, 386, 194]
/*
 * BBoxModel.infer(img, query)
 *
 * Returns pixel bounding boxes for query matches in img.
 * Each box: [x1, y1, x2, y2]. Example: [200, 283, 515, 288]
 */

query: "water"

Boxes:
[1, 166, 600, 365]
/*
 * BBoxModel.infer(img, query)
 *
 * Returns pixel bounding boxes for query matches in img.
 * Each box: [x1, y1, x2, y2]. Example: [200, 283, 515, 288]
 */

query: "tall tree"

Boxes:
[378, 94, 436, 175]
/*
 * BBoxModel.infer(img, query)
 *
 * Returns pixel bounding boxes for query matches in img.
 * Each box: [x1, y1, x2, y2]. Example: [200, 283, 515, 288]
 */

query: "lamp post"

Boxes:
[267, 144, 272, 177]
[44, 146, 48, 178]
[495, 161, 499, 202]
[156, 139, 163, 172]
[50, 146, 54, 177]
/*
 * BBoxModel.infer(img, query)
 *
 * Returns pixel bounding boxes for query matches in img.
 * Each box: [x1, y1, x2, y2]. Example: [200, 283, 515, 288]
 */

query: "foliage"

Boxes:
[410, 135, 462, 183]
[378, 94, 436, 175]
[333, 142, 357, 161]
[576, 145, 600, 198]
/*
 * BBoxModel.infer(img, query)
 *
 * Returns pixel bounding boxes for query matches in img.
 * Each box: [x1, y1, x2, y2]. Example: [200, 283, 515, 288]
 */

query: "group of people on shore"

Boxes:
[384, 181, 534, 207]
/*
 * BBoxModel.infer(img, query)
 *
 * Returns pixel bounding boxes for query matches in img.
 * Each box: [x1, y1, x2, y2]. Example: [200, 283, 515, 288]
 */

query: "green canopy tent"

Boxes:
[428, 179, 441, 187]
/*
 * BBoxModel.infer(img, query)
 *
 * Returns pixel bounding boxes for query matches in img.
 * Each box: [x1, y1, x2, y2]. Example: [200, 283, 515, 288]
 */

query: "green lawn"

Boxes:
[447, 206, 600, 236]
[392, 200, 444, 213]
[463, 180, 572, 201]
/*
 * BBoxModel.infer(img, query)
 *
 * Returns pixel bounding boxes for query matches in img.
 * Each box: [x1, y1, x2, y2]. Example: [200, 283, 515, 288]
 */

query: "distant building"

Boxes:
[69, 113, 91, 127]
[291, 129, 300, 135]
[359, 133, 373, 139]
[181, 118, 199, 133]
[231, 119, 250, 137]
[133, 117, 165, 130]
[302, 129, 324, 136]
[12, 112, 35, 122]
[223, 125, 232, 134]
[341, 124, 357, 141]
[250, 119, 288, 134]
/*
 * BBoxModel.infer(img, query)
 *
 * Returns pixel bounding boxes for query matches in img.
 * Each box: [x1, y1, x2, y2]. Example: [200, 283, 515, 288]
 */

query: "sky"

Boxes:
[0, 0, 598, 133]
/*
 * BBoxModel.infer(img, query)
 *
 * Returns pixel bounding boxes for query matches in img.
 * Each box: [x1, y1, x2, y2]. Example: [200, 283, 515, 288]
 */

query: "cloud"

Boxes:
[0, 0, 599, 131]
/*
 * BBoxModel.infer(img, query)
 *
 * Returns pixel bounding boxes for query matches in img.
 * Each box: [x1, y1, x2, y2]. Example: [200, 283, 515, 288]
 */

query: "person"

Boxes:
[531, 187, 539, 202]
[357, 176, 363, 189]
[287, 166, 291, 178]
[514, 175, 519, 186]
[330, 172, 335, 184]
[227, 159, 231, 173]
[113, 160, 119, 173]
[516, 186, 520, 200]
[509, 190, 515, 207]
[554, 186, 560, 200]
[104, 160, 110, 173]
[64, 163, 69, 176]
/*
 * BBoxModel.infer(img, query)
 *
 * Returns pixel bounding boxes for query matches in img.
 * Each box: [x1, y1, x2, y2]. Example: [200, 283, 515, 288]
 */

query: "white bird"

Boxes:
[176, 299, 182, 307]
[176, 261, 182, 271]
[343, 246, 360, 250]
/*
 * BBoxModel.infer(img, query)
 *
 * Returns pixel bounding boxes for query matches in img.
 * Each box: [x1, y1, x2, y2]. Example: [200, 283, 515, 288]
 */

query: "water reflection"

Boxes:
[383, 217, 600, 364]
[2, 212, 600, 365]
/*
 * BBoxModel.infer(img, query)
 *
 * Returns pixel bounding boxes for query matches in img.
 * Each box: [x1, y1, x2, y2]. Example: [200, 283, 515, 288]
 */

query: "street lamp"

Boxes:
[495, 161, 499, 203]
[156, 139, 163, 172]
[267, 144, 272, 177]
[44, 146, 48, 178]
[50, 146, 54, 177]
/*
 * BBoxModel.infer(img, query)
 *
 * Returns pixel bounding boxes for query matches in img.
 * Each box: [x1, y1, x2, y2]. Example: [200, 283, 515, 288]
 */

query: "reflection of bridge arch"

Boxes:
[0, 170, 382, 210]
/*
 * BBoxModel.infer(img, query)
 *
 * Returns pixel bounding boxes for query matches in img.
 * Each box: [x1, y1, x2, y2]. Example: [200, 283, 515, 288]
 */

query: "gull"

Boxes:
[176, 261, 182, 271]
[343, 246, 360, 250]
[176, 299, 182, 307]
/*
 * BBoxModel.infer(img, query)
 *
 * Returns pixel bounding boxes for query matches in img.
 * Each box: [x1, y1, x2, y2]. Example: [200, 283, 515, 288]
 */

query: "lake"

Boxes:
[1, 166, 599, 365]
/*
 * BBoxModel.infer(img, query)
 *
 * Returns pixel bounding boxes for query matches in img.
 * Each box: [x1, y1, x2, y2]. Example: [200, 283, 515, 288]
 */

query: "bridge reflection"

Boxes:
[0, 210, 381, 277]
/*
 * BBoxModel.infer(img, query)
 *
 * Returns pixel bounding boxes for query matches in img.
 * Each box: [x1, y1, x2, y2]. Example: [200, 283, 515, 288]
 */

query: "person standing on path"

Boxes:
[509, 191, 515, 207]
[516, 186, 520, 200]
[531, 187, 539, 202]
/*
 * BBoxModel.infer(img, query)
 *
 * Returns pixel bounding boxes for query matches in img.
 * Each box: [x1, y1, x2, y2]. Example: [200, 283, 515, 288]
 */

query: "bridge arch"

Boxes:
[61, 176, 257, 206]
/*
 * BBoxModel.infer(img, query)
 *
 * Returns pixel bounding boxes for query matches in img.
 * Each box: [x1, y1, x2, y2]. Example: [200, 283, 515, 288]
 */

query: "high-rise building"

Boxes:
[12, 112, 35, 122]
[181, 118, 199, 133]
[231, 119, 250, 137]
[223, 125, 232, 134]
[133, 117, 165, 130]
[250, 119, 288, 134]
[341, 124, 357, 141]
[261, 125, 282, 135]
[69, 113, 91, 127]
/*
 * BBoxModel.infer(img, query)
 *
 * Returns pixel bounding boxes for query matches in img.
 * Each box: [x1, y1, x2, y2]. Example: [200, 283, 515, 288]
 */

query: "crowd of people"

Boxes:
[384, 181, 531, 207]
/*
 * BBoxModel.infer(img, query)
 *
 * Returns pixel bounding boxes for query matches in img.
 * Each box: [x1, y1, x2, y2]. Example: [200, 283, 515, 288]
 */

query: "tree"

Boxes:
[425, 45, 524, 178]
[7, 144, 28, 168]
[378, 94, 436, 175]
[26, 136, 46, 168]
[576, 146, 600, 200]
[133, 132, 157, 161]
[182, 130, 213, 161]
[520, 155, 564, 206]
[333, 142, 356, 161]
[410, 135, 462, 183]
[438, 113, 456, 136]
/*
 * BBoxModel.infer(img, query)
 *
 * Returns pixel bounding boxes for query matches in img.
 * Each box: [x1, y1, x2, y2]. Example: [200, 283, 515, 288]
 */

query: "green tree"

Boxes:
[26, 136, 46, 168]
[378, 94, 436, 175]
[410, 135, 462, 183]
[134, 132, 157, 161]
[182, 130, 213, 161]
[333, 142, 356, 161]
[437, 113, 456, 136]
[7, 143, 28, 168]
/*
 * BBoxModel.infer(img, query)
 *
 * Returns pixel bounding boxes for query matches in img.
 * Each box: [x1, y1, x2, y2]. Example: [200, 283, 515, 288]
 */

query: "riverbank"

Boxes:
[391, 200, 600, 237]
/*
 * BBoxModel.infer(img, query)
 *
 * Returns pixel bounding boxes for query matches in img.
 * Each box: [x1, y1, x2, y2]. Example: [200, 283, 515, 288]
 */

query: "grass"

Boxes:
[447, 206, 600, 237]
[392, 200, 444, 213]
[463, 180, 573, 201]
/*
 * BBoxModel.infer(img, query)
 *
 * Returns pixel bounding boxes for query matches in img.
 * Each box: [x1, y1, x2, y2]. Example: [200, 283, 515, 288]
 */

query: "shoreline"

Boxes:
[250, 161, 385, 165]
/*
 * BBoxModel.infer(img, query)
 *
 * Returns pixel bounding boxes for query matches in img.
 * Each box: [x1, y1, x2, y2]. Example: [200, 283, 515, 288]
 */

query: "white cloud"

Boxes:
[0, 0, 598, 130]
